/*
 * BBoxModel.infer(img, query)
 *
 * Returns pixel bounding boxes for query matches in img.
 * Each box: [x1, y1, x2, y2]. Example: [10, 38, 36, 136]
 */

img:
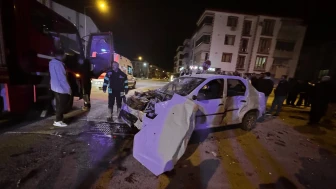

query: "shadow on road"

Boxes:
[259, 176, 297, 189]
[165, 159, 220, 189]
[180, 125, 244, 163]
[74, 122, 134, 189]
[295, 148, 336, 189]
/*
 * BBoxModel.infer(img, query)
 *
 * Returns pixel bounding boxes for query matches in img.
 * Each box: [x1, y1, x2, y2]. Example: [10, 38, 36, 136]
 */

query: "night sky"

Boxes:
[54, 0, 334, 72]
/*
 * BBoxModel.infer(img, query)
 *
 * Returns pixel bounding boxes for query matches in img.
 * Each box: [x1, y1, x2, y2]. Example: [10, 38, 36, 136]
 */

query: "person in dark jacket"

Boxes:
[286, 78, 297, 106]
[251, 74, 259, 90]
[309, 76, 332, 124]
[257, 72, 274, 106]
[267, 75, 289, 116]
[102, 62, 129, 121]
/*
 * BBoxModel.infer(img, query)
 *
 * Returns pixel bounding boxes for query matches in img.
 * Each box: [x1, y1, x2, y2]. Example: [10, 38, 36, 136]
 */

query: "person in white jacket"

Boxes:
[49, 49, 71, 127]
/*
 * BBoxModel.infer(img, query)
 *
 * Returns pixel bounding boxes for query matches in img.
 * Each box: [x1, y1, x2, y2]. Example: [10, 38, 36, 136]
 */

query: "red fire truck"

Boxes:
[0, 0, 114, 115]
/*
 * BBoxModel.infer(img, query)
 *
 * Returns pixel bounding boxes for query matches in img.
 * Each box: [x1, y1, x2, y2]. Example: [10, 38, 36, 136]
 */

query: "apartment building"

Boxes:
[189, 9, 306, 78]
[173, 46, 184, 73]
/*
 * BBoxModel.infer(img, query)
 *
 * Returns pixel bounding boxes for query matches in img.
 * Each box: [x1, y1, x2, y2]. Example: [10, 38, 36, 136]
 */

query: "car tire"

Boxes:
[241, 111, 257, 131]
[133, 82, 136, 89]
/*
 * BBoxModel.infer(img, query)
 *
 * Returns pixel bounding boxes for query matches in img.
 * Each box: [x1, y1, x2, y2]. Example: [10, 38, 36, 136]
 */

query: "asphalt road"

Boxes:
[0, 79, 335, 189]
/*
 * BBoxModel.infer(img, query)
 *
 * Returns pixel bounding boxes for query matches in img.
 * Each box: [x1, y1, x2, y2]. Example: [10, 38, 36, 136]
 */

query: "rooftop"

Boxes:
[197, 9, 304, 26]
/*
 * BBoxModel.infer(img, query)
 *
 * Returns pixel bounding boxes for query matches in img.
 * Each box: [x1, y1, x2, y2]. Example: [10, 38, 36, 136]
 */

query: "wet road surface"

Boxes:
[0, 79, 336, 189]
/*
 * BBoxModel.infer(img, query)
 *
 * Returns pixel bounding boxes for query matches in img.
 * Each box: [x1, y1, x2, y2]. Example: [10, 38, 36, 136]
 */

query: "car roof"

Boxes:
[180, 74, 243, 80]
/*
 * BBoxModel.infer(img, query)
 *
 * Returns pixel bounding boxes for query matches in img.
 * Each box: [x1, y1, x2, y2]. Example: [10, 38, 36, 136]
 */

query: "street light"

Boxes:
[84, 1, 108, 53]
[143, 63, 147, 67]
[138, 56, 142, 61]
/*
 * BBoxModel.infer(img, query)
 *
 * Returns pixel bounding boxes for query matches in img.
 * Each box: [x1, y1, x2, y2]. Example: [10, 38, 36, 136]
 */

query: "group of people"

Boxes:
[49, 50, 128, 127]
[250, 72, 334, 124]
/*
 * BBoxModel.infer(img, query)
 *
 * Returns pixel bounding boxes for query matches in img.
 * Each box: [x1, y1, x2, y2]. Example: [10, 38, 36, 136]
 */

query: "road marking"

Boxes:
[217, 131, 256, 189]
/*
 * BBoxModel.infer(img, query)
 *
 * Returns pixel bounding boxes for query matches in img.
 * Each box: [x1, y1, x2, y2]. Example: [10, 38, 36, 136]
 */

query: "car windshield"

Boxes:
[158, 77, 205, 96]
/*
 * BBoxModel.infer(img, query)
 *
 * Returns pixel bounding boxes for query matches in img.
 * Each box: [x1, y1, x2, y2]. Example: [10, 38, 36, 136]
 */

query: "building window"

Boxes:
[239, 38, 249, 53]
[205, 53, 209, 60]
[242, 20, 252, 36]
[258, 38, 272, 54]
[225, 35, 235, 45]
[227, 16, 238, 27]
[179, 61, 182, 66]
[195, 35, 211, 46]
[261, 19, 276, 36]
[275, 41, 295, 51]
[221, 53, 232, 62]
[236, 56, 245, 69]
[179, 54, 183, 59]
[255, 56, 267, 70]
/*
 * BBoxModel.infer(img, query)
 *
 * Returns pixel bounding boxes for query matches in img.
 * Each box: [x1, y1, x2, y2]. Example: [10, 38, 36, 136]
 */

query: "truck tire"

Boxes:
[241, 111, 258, 131]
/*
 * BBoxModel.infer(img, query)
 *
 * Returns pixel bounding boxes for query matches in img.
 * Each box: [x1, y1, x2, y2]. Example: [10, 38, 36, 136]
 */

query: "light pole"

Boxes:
[84, 1, 107, 54]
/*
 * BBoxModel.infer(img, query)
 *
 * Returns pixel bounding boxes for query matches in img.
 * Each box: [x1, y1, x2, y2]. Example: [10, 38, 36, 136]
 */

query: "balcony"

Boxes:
[273, 50, 294, 59]
[194, 43, 210, 55]
[196, 24, 213, 39]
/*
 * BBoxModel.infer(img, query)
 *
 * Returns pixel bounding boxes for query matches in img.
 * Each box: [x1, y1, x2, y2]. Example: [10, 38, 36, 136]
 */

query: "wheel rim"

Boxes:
[246, 114, 256, 129]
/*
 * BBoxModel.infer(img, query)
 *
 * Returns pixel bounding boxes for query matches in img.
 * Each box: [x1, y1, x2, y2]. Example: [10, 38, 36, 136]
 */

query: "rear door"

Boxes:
[86, 32, 114, 78]
[224, 78, 248, 125]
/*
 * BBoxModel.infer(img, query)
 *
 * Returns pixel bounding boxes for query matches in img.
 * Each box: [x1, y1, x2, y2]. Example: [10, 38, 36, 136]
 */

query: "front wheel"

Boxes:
[241, 111, 258, 131]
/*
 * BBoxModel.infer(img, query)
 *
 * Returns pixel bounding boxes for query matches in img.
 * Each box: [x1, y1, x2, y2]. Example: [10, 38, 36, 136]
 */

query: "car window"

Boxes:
[227, 79, 246, 96]
[159, 77, 205, 96]
[198, 79, 224, 100]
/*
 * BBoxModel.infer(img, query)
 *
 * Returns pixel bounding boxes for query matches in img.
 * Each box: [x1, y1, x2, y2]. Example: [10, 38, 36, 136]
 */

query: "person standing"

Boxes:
[257, 72, 274, 106]
[49, 49, 71, 127]
[81, 59, 91, 111]
[267, 75, 289, 116]
[309, 76, 332, 124]
[102, 62, 128, 121]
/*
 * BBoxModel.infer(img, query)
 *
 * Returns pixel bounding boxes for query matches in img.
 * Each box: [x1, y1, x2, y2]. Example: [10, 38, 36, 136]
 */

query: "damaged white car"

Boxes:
[119, 74, 266, 176]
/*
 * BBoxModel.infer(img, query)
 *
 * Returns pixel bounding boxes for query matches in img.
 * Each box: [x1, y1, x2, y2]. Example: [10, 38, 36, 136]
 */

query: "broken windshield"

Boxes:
[158, 77, 205, 96]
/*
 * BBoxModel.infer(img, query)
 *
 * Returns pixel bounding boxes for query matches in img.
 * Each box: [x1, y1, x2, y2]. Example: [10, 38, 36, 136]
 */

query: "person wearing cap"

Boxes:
[102, 61, 128, 121]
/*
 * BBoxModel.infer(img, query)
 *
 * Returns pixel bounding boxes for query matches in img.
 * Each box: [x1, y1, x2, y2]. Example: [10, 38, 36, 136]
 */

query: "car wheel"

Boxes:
[241, 111, 257, 131]
[133, 82, 136, 89]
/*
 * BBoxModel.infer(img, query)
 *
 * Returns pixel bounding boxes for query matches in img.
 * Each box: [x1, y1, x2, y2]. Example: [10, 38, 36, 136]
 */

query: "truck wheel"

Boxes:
[51, 95, 74, 114]
[241, 111, 257, 131]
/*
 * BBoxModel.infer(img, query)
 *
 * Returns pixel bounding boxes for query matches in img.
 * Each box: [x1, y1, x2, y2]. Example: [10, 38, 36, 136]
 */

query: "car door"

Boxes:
[223, 78, 247, 125]
[194, 78, 225, 129]
[86, 32, 114, 78]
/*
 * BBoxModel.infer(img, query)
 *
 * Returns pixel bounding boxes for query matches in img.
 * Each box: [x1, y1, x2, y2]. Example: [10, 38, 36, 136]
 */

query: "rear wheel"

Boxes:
[241, 111, 258, 131]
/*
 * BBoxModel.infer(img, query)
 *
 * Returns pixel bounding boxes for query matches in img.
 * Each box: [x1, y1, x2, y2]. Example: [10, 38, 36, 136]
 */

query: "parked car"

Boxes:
[91, 73, 136, 90]
[121, 74, 266, 131]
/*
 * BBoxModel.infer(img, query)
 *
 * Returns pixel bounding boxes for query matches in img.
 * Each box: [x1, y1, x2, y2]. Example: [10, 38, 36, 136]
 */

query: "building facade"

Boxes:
[173, 46, 184, 73]
[37, 0, 100, 48]
[189, 10, 306, 78]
